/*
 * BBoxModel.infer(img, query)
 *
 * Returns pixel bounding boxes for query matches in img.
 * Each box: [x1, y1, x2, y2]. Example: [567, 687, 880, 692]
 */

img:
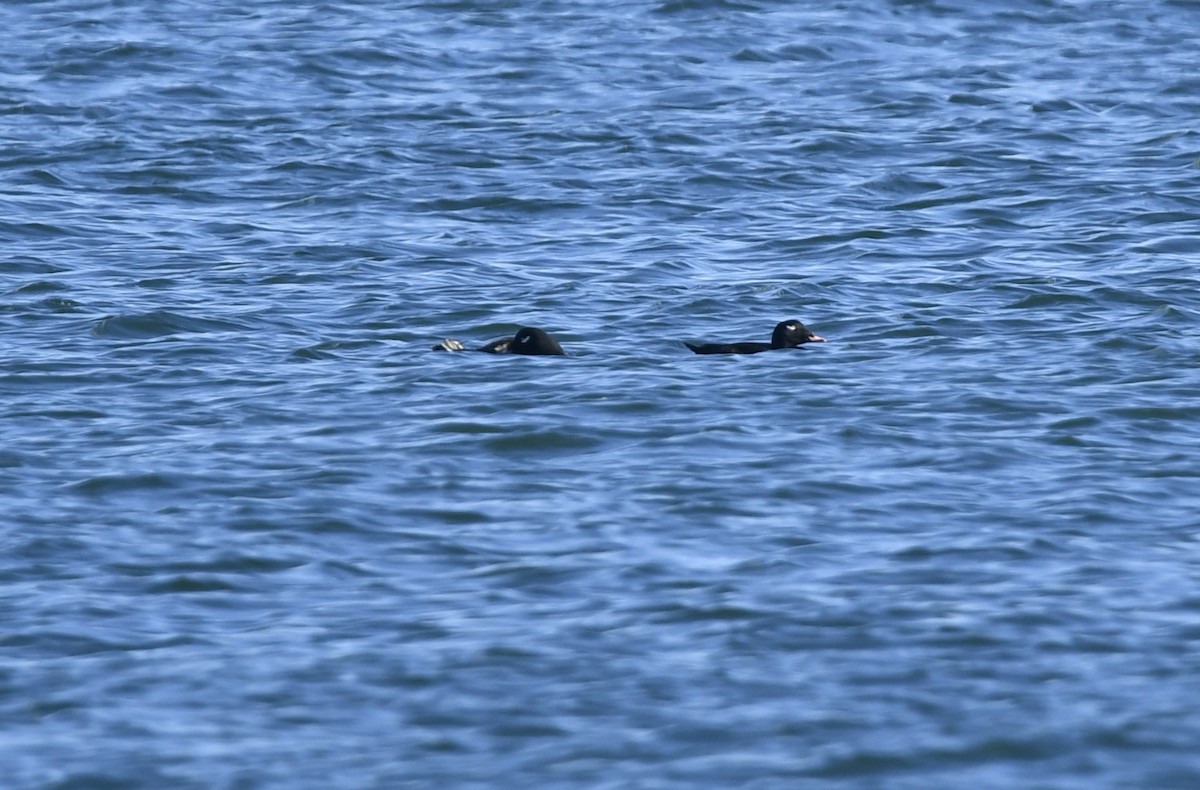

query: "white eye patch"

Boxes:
[786, 323, 798, 331]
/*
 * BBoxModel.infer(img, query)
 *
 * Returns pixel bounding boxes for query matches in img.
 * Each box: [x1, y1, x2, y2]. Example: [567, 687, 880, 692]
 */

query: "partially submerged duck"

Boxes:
[685, 320, 826, 355]
[433, 326, 566, 356]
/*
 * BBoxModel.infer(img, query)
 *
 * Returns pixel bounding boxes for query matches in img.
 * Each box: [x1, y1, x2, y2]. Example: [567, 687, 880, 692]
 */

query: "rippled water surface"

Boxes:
[4, 1, 1200, 787]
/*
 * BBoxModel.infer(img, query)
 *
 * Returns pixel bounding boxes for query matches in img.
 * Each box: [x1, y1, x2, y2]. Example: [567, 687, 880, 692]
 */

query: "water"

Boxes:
[3, 0, 1200, 787]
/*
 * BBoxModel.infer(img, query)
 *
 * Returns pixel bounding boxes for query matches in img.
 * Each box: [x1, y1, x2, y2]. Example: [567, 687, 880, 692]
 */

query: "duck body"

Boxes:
[685, 340, 776, 355]
[433, 326, 565, 356]
[686, 320, 826, 355]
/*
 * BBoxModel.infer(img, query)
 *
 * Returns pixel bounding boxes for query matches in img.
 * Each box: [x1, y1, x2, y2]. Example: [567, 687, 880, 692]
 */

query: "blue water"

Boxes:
[4, 0, 1200, 787]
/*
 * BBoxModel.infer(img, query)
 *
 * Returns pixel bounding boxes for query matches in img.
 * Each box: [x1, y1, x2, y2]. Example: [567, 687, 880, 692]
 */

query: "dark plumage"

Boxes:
[685, 320, 826, 355]
[433, 326, 565, 356]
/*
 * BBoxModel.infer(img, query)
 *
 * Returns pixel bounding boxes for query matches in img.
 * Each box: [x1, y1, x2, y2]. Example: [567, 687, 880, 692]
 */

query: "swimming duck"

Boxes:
[433, 326, 566, 356]
[685, 320, 826, 355]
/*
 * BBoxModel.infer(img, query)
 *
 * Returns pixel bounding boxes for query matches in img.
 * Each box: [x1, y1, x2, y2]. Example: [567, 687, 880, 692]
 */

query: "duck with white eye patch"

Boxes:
[433, 326, 566, 356]
[685, 320, 826, 355]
